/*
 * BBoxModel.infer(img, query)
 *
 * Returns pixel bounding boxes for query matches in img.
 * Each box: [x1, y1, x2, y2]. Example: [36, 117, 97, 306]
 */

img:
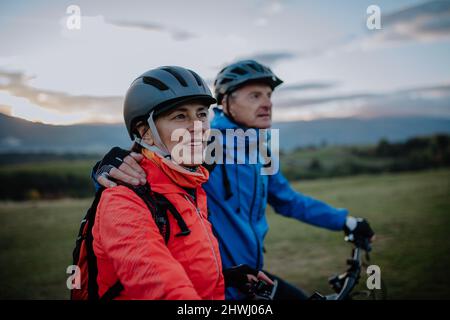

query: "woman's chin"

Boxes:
[170, 144, 205, 165]
[177, 151, 204, 167]
[182, 163, 199, 168]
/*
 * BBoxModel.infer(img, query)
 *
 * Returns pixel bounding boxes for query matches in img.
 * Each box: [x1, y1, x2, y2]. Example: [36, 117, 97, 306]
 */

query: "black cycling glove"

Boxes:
[343, 217, 375, 251]
[223, 264, 259, 293]
[94, 147, 130, 181]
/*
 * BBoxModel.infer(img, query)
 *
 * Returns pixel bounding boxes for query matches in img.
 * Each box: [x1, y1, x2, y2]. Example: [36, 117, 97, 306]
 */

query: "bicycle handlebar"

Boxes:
[309, 242, 370, 300]
[335, 247, 362, 300]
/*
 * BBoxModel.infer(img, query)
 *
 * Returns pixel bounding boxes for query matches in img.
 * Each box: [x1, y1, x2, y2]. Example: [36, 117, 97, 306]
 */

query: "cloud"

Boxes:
[254, 0, 284, 26]
[0, 104, 12, 115]
[2, 68, 449, 124]
[379, 0, 450, 42]
[272, 83, 450, 121]
[107, 19, 196, 41]
[235, 51, 296, 66]
[395, 83, 450, 97]
[263, 0, 283, 16]
[214, 51, 297, 73]
[351, 0, 450, 52]
[291, 1, 450, 60]
[275, 83, 450, 109]
[275, 93, 376, 109]
[0, 70, 123, 124]
[278, 81, 339, 92]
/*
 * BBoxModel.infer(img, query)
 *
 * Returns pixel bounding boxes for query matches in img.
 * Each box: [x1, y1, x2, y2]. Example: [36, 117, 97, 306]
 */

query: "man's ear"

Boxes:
[221, 96, 227, 107]
[222, 95, 230, 116]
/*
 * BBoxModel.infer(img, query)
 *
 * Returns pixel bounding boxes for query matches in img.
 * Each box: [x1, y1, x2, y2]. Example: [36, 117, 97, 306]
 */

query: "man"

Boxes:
[93, 60, 375, 299]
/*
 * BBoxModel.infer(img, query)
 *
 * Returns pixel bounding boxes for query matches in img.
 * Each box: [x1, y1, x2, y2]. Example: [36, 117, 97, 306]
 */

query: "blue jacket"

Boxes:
[204, 109, 348, 299]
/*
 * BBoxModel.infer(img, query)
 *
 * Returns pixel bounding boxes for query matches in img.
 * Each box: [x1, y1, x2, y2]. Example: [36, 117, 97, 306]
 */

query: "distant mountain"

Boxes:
[1, 113, 449, 153]
[0, 113, 130, 153]
[271, 117, 450, 150]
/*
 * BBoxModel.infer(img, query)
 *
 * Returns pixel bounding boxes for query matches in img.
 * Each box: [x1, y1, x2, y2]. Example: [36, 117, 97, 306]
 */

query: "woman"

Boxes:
[92, 66, 225, 299]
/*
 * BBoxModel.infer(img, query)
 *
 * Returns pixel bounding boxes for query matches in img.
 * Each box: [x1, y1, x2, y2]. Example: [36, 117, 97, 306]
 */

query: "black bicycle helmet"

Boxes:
[124, 66, 216, 140]
[214, 60, 283, 104]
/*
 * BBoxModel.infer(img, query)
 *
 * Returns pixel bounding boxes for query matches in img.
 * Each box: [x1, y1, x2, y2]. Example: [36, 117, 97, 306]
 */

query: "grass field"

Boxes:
[0, 160, 94, 178]
[0, 169, 449, 299]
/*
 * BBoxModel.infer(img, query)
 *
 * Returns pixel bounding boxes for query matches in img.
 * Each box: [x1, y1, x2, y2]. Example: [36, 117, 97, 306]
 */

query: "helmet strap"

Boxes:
[133, 135, 171, 159]
[133, 111, 172, 159]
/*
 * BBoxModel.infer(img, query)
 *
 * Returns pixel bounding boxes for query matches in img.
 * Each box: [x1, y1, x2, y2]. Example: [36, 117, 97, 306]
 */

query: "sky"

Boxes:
[0, 0, 449, 125]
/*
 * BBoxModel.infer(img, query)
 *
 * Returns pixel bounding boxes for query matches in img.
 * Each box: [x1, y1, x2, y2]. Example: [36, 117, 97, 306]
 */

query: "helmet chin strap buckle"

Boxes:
[133, 135, 171, 159]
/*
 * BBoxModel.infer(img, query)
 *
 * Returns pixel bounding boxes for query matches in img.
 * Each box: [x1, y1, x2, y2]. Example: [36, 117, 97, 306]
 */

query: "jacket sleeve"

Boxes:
[267, 169, 348, 231]
[96, 186, 201, 299]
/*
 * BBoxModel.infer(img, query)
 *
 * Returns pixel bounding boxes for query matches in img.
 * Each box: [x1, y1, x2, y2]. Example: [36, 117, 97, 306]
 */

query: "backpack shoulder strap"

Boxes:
[100, 280, 124, 301]
[153, 192, 191, 237]
[73, 187, 105, 300]
[129, 183, 171, 244]
[129, 183, 191, 241]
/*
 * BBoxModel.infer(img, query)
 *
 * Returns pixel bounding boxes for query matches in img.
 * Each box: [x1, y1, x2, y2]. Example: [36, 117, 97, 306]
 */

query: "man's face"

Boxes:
[225, 83, 273, 129]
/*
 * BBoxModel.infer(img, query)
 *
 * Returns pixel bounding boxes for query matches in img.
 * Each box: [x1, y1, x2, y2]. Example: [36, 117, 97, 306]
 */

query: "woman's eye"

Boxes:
[173, 114, 186, 120]
[198, 112, 208, 118]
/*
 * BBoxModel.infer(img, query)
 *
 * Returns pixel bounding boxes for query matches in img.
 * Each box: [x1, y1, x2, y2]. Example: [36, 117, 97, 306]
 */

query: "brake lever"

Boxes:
[345, 235, 372, 253]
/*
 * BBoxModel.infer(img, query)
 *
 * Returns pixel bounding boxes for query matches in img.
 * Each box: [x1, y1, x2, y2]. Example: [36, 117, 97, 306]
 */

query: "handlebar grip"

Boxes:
[361, 238, 372, 252]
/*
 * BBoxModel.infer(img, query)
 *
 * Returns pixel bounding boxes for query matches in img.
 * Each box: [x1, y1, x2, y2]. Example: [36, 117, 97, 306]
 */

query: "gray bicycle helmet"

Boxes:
[124, 66, 216, 141]
[214, 60, 283, 104]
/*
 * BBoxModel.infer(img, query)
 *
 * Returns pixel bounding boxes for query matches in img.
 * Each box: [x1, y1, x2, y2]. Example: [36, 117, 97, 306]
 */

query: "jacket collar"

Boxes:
[211, 108, 267, 134]
[211, 108, 241, 130]
[141, 158, 193, 195]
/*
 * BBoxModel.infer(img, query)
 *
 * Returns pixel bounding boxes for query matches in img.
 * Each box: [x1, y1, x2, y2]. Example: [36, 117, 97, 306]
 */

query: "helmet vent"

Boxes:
[230, 67, 247, 75]
[142, 76, 169, 90]
[247, 63, 263, 72]
[189, 70, 203, 87]
[162, 67, 188, 87]
[219, 78, 233, 85]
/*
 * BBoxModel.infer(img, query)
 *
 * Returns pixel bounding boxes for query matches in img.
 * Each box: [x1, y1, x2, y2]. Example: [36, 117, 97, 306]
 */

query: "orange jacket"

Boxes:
[92, 158, 225, 299]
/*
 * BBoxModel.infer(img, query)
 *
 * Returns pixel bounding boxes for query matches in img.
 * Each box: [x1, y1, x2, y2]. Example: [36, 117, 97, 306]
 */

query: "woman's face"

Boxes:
[139, 102, 210, 166]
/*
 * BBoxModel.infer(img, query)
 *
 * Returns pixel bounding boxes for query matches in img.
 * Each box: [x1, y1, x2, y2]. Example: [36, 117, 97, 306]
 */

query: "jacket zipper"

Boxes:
[248, 165, 261, 270]
[183, 194, 221, 298]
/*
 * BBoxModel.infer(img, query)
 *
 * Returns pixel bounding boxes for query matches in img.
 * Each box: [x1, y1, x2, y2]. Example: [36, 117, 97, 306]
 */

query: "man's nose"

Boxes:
[261, 101, 272, 111]
[262, 96, 273, 109]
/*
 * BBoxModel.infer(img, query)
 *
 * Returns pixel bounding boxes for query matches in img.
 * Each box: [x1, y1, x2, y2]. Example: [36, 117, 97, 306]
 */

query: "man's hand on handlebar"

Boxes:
[344, 216, 375, 251]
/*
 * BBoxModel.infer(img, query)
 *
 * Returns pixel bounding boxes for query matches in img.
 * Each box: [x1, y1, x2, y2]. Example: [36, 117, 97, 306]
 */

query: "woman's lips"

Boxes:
[188, 141, 203, 146]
